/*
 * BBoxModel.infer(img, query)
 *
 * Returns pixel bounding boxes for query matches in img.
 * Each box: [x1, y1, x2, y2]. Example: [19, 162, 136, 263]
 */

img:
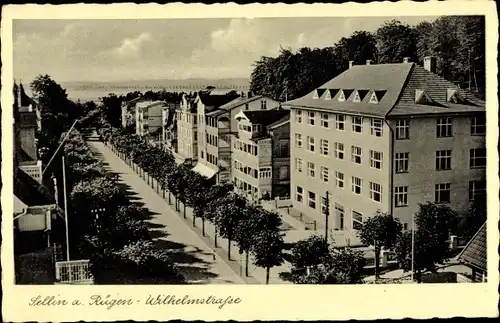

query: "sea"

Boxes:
[64, 86, 250, 103]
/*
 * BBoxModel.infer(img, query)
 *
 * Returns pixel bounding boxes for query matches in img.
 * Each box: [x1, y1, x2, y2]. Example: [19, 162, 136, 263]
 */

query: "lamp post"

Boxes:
[411, 212, 415, 282]
[62, 156, 70, 261]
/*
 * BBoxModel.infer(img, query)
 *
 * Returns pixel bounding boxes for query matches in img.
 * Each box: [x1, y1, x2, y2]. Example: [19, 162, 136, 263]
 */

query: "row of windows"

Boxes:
[295, 112, 384, 137]
[206, 133, 218, 147]
[395, 149, 486, 172]
[207, 153, 218, 166]
[234, 160, 258, 179]
[238, 122, 262, 133]
[295, 111, 485, 139]
[179, 128, 197, 140]
[234, 177, 259, 199]
[394, 116, 485, 140]
[394, 180, 486, 206]
[295, 186, 365, 230]
[177, 111, 198, 125]
[234, 139, 258, 156]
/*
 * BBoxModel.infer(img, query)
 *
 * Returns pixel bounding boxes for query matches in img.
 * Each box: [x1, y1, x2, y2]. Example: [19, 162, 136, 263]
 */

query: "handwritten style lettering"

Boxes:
[145, 294, 242, 309]
[29, 295, 68, 306]
[88, 294, 134, 310]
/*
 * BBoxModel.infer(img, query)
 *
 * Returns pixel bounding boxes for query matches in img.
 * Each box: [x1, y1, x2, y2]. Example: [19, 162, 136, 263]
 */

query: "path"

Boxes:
[88, 140, 245, 285]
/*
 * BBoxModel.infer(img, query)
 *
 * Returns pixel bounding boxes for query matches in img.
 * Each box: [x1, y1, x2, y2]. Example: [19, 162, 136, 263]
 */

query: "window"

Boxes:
[351, 146, 362, 164]
[295, 133, 303, 148]
[259, 167, 272, 179]
[436, 150, 452, 170]
[396, 119, 410, 140]
[471, 116, 486, 135]
[321, 113, 329, 128]
[261, 100, 267, 110]
[437, 118, 453, 138]
[395, 152, 409, 173]
[370, 182, 382, 202]
[296, 186, 303, 203]
[308, 111, 315, 125]
[245, 103, 249, 110]
[335, 115, 345, 130]
[279, 166, 290, 180]
[469, 180, 486, 201]
[307, 136, 315, 152]
[370, 150, 383, 169]
[352, 116, 363, 133]
[395, 186, 408, 207]
[296, 110, 303, 123]
[201, 151, 204, 159]
[351, 176, 362, 195]
[320, 139, 329, 155]
[194, 132, 197, 141]
[335, 171, 344, 188]
[335, 203, 345, 230]
[352, 211, 363, 230]
[307, 162, 315, 177]
[371, 119, 383, 137]
[335, 143, 344, 160]
[470, 148, 486, 168]
[278, 139, 289, 157]
[435, 183, 451, 203]
[320, 166, 329, 182]
[252, 124, 262, 133]
[308, 191, 316, 209]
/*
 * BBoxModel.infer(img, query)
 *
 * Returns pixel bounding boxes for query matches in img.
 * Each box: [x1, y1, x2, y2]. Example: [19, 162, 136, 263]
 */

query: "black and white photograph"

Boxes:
[2, 2, 498, 321]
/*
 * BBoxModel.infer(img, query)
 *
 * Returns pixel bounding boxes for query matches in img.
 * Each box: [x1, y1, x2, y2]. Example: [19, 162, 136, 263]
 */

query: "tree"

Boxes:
[288, 234, 332, 270]
[101, 93, 123, 128]
[200, 183, 234, 240]
[357, 211, 402, 279]
[251, 229, 285, 284]
[375, 20, 418, 64]
[394, 202, 458, 283]
[213, 193, 249, 260]
[457, 195, 486, 240]
[333, 31, 378, 67]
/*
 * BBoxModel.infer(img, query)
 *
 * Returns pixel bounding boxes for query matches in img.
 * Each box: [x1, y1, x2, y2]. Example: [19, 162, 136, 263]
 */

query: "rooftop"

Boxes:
[198, 93, 239, 111]
[286, 62, 485, 118]
[457, 222, 487, 272]
[14, 168, 55, 207]
[240, 109, 290, 127]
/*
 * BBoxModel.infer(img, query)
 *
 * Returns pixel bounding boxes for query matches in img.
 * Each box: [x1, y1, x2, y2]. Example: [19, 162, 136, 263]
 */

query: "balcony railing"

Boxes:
[55, 260, 93, 284]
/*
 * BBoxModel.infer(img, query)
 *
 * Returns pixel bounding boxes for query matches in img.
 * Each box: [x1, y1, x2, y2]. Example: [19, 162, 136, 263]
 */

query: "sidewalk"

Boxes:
[104, 142, 291, 284]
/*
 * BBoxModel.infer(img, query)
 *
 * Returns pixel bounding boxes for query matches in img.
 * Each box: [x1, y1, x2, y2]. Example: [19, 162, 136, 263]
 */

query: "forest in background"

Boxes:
[250, 17, 485, 102]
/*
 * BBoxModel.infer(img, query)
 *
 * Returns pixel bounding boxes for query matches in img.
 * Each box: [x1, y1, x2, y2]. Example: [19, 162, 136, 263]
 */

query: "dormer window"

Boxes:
[369, 92, 379, 104]
[313, 89, 326, 99]
[447, 88, 465, 103]
[324, 90, 332, 100]
[252, 124, 262, 133]
[338, 90, 346, 102]
[415, 89, 433, 105]
[353, 91, 361, 102]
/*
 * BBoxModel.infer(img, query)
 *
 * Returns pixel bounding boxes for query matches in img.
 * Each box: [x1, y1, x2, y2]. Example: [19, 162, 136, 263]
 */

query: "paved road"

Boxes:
[88, 140, 245, 285]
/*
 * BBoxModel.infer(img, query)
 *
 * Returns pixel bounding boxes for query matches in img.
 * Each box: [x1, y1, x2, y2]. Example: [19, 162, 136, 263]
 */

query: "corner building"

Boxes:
[285, 57, 485, 233]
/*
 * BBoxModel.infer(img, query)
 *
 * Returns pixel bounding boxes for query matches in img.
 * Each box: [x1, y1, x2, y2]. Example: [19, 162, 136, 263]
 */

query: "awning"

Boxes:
[192, 163, 217, 179]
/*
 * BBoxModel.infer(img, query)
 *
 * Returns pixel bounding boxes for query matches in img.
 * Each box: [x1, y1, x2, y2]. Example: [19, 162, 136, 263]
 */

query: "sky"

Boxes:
[13, 17, 439, 83]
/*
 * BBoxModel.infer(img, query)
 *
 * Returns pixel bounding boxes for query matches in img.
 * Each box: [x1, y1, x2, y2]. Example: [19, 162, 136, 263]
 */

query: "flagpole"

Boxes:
[62, 155, 70, 261]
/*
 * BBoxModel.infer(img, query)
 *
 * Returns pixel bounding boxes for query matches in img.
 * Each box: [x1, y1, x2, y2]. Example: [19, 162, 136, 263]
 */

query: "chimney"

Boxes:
[424, 56, 437, 73]
[349, 61, 354, 68]
[247, 91, 253, 98]
[403, 57, 411, 63]
[366, 60, 372, 65]
[241, 91, 246, 98]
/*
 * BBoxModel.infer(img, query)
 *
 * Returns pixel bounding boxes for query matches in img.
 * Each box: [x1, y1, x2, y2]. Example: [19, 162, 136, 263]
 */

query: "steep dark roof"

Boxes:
[15, 83, 37, 108]
[14, 168, 55, 206]
[458, 222, 487, 271]
[19, 148, 36, 163]
[198, 93, 239, 110]
[286, 63, 484, 118]
[242, 110, 290, 127]
[268, 113, 290, 129]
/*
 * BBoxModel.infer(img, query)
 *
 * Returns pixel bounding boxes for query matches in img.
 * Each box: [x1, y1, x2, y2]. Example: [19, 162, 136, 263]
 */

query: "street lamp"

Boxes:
[411, 212, 415, 282]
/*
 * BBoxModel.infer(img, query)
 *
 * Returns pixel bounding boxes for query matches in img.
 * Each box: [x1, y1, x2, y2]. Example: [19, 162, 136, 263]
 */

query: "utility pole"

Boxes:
[324, 192, 330, 241]
[468, 48, 472, 90]
[62, 156, 70, 261]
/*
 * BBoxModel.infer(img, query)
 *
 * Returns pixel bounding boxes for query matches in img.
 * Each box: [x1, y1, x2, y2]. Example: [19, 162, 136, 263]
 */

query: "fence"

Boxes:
[55, 260, 93, 284]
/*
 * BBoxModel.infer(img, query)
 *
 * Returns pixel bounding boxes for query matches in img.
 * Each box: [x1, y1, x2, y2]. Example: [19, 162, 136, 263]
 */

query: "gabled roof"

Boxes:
[239, 110, 290, 127]
[267, 113, 290, 130]
[219, 95, 267, 111]
[286, 62, 484, 118]
[458, 222, 487, 272]
[198, 93, 239, 111]
[14, 168, 55, 207]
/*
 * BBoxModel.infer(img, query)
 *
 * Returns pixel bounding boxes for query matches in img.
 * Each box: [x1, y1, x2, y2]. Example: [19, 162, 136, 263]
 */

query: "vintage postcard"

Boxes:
[2, 2, 499, 321]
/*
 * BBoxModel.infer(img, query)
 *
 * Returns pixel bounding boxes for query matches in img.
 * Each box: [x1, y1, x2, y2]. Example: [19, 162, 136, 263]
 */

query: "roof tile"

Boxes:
[458, 222, 487, 271]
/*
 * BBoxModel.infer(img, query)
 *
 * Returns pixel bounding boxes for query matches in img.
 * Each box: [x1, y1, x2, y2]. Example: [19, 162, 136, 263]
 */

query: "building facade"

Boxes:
[161, 101, 180, 152]
[286, 57, 486, 234]
[135, 101, 165, 137]
[176, 94, 199, 163]
[232, 109, 290, 203]
[194, 93, 281, 183]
